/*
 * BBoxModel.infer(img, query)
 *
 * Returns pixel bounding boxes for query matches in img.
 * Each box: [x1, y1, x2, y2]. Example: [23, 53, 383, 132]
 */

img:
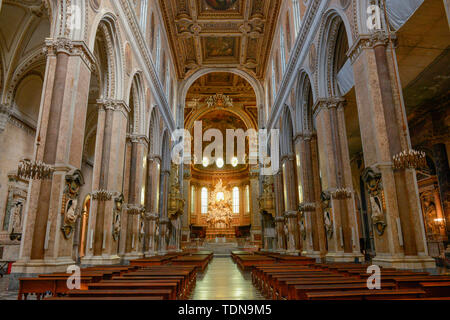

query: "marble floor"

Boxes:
[190, 257, 265, 300]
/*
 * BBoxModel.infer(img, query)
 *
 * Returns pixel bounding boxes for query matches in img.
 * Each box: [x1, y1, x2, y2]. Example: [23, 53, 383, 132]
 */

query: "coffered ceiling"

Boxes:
[158, 0, 282, 79]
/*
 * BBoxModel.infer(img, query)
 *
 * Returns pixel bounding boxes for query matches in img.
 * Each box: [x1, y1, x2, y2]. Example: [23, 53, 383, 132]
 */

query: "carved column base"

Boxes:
[80, 255, 121, 266]
[372, 254, 436, 270]
[325, 252, 365, 263]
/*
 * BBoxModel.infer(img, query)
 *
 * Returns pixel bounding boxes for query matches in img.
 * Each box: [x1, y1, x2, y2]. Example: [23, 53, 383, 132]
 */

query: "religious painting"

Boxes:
[205, 0, 238, 11]
[204, 37, 236, 58]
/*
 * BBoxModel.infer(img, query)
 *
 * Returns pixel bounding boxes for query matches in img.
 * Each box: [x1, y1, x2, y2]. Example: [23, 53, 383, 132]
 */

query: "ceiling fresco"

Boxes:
[158, 0, 282, 79]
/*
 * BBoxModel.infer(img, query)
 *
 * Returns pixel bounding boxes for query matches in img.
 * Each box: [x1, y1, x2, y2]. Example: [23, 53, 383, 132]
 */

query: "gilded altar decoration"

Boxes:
[259, 175, 275, 216]
[362, 167, 387, 236]
[206, 93, 233, 108]
[112, 193, 124, 241]
[393, 149, 426, 170]
[321, 191, 333, 239]
[17, 158, 54, 180]
[61, 169, 84, 239]
[206, 179, 233, 229]
[168, 164, 185, 219]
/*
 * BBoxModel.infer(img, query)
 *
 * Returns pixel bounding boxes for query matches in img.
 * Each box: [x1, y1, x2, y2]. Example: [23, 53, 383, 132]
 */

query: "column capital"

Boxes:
[348, 31, 396, 64]
[294, 131, 316, 143]
[313, 97, 346, 116]
[97, 99, 130, 117]
[144, 212, 159, 221]
[284, 211, 298, 218]
[44, 38, 96, 72]
[148, 154, 162, 163]
[128, 134, 149, 147]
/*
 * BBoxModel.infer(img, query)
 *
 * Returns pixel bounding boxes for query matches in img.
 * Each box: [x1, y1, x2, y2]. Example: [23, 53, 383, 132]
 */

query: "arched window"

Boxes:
[156, 29, 161, 72]
[280, 27, 286, 74]
[245, 185, 250, 213]
[233, 187, 240, 214]
[292, 0, 301, 36]
[191, 185, 195, 213]
[201, 187, 208, 214]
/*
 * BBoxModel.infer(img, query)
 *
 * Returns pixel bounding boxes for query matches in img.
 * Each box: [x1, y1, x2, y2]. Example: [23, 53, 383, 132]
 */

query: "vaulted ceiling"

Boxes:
[158, 0, 282, 80]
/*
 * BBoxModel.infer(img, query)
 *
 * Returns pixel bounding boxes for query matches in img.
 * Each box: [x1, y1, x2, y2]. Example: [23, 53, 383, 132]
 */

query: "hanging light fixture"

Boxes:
[17, 158, 54, 180]
[216, 157, 224, 168]
[393, 149, 427, 170]
[231, 157, 238, 167]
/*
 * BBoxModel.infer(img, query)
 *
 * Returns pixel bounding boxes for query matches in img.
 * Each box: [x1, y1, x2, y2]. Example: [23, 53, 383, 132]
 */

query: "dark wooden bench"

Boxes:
[66, 289, 174, 300]
[305, 289, 426, 300]
[18, 276, 95, 300]
[291, 282, 397, 300]
[87, 282, 179, 300]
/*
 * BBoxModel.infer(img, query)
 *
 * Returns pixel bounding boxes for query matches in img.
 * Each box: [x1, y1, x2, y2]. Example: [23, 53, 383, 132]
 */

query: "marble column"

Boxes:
[158, 169, 170, 255]
[144, 154, 161, 256]
[433, 143, 450, 239]
[81, 99, 129, 266]
[182, 167, 191, 245]
[249, 166, 261, 244]
[274, 171, 286, 252]
[11, 38, 95, 277]
[282, 154, 300, 255]
[349, 31, 435, 269]
[123, 135, 147, 260]
[296, 133, 327, 259]
[315, 98, 363, 262]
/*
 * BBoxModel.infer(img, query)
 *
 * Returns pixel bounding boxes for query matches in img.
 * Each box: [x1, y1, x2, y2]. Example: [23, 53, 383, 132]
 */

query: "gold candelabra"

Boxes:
[393, 149, 426, 170]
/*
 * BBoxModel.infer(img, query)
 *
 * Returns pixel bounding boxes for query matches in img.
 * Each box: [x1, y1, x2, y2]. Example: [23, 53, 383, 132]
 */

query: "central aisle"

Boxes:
[190, 257, 265, 300]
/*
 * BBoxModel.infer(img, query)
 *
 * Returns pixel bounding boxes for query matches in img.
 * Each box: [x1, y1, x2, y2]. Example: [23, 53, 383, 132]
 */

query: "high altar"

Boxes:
[205, 180, 235, 239]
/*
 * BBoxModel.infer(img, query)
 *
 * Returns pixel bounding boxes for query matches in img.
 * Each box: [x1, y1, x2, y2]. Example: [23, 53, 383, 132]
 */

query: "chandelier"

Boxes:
[393, 149, 426, 170]
[331, 188, 352, 200]
[17, 159, 54, 180]
[206, 93, 233, 108]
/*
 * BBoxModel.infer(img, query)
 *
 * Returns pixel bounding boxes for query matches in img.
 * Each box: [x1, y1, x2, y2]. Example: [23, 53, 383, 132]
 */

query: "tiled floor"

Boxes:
[190, 257, 265, 300]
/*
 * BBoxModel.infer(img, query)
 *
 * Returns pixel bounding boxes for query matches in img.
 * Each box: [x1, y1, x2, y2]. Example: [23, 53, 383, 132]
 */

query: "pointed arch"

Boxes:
[88, 13, 124, 100]
[128, 71, 145, 135]
[317, 8, 353, 98]
[148, 106, 160, 156]
[295, 70, 316, 135]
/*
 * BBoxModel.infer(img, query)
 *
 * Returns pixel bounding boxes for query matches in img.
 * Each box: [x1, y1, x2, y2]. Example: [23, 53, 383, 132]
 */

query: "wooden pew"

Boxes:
[66, 289, 174, 300]
[18, 276, 94, 300]
[420, 281, 450, 297]
[305, 289, 426, 300]
[170, 255, 210, 272]
[87, 282, 179, 300]
[44, 296, 164, 300]
[291, 282, 397, 300]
